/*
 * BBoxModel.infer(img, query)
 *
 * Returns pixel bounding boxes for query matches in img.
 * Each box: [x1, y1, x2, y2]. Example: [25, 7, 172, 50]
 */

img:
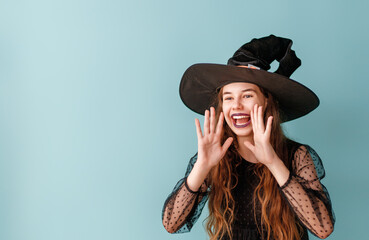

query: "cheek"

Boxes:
[249, 99, 264, 108]
[255, 95, 267, 106]
[222, 104, 232, 125]
[221, 103, 227, 111]
[223, 117, 233, 129]
[222, 103, 230, 115]
[224, 115, 232, 126]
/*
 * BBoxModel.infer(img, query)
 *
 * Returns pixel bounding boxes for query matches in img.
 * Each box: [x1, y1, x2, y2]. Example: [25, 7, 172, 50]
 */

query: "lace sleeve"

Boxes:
[279, 145, 335, 239]
[162, 153, 209, 234]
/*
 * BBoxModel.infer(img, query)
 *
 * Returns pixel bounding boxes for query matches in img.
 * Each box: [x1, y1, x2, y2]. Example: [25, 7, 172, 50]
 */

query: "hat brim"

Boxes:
[179, 63, 319, 122]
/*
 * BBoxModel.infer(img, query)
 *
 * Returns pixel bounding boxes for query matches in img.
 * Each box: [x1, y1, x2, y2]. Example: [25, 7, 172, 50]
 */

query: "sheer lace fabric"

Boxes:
[280, 145, 335, 239]
[162, 144, 335, 239]
[162, 153, 209, 233]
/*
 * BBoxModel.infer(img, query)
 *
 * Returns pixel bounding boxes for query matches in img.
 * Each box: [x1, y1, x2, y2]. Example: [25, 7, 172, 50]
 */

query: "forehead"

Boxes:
[222, 82, 261, 93]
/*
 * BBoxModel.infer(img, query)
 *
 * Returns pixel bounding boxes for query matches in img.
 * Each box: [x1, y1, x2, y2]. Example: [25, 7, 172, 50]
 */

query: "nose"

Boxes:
[232, 98, 243, 110]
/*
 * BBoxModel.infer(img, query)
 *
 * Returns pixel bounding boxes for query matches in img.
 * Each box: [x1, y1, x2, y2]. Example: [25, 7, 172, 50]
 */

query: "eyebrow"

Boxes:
[223, 88, 257, 95]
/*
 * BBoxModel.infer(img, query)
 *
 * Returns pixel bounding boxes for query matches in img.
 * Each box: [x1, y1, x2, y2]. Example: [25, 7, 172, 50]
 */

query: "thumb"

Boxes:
[243, 141, 255, 153]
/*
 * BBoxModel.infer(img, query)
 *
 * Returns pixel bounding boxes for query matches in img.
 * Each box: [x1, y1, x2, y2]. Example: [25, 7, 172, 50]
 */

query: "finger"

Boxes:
[221, 137, 233, 155]
[265, 116, 273, 138]
[209, 107, 215, 133]
[250, 106, 254, 131]
[215, 112, 224, 134]
[251, 104, 257, 131]
[254, 104, 258, 125]
[195, 118, 203, 139]
[204, 109, 210, 135]
[258, 106, 265, 131]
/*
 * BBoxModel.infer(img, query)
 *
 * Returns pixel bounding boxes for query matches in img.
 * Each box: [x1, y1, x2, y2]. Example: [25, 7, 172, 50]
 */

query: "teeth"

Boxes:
[232, 115, 249, 119]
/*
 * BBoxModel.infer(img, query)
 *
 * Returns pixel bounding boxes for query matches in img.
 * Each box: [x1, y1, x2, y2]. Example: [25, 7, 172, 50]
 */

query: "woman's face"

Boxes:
[222, 82, 267, 138]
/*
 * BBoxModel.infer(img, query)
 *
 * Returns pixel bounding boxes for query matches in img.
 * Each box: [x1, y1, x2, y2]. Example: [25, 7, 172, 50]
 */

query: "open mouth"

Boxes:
[231, 113, 251, 128]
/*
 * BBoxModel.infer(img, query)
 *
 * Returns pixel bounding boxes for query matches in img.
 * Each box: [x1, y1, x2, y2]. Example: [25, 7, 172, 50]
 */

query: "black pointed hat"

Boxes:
[179, 35, 319, 122]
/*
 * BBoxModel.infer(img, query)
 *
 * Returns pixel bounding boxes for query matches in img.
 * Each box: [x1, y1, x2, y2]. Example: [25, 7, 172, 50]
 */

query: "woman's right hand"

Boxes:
[195, 107, 233, 171]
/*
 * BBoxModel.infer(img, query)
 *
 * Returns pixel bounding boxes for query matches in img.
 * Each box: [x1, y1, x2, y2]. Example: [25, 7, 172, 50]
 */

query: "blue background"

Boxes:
[0, 0, 368, 239]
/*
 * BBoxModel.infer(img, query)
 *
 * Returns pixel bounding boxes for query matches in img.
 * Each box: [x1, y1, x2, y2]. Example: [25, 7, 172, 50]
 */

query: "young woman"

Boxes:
[162, 35, 335, 240]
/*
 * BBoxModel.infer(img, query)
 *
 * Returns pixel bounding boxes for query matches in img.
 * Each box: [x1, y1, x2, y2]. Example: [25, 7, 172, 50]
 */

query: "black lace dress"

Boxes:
[162, 141, 335, 239]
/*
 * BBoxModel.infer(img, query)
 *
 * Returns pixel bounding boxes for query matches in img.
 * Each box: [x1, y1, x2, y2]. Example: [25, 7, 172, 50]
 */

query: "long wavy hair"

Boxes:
[205, 85, 303, 240]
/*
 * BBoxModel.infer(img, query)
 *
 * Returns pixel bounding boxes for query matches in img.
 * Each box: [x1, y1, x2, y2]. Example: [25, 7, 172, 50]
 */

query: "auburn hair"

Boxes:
[205, 85, 303, 240]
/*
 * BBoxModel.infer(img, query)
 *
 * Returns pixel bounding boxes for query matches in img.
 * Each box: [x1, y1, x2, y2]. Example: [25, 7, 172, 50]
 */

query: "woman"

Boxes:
[162, 35, 335, 240]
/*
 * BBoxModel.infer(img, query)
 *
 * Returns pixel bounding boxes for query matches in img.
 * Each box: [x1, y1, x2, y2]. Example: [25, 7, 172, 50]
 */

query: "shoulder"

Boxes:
[286, 139, 303, 154]
[286, 139, 326, 179]
[286, 139, 317, 158]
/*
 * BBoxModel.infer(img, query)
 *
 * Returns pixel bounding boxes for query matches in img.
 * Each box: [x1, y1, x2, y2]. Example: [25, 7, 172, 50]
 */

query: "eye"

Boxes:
[223, 97, 232, 101]
[243, 94, 252, 98]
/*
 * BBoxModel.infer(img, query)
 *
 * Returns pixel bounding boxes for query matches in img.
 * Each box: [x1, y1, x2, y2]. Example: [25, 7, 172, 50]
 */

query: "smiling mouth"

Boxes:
[231, 113, 251, 128]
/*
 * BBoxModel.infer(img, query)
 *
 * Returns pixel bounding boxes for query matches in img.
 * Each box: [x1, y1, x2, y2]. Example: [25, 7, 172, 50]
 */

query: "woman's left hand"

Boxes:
[243, 104, 277, 166]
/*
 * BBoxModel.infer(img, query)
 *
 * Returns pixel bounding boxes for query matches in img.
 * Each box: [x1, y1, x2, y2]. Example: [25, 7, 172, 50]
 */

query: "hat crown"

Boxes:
[227, 35, 301, 78]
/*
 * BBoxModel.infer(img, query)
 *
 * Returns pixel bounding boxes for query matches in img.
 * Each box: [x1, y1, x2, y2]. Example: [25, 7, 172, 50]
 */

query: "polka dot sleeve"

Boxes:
[279, 145, 335, 239]
[162, 153, 209, 234]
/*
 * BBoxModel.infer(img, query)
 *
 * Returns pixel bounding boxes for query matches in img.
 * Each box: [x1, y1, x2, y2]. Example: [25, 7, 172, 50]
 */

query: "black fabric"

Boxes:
[227, 35, 301, 78]
[224, 153, 310, 240]
[180, 63, 320, 122]
[179, 35, 319, 122]
[162, 141, 335, 239]
[161, 153, 209, 233]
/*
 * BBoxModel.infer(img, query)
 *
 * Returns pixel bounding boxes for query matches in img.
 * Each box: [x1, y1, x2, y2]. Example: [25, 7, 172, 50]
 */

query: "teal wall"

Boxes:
[1, 0, 367, 239]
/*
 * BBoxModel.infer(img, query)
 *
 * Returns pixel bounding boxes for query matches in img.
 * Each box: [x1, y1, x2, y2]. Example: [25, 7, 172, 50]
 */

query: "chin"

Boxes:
[230, 127, 252, 137]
